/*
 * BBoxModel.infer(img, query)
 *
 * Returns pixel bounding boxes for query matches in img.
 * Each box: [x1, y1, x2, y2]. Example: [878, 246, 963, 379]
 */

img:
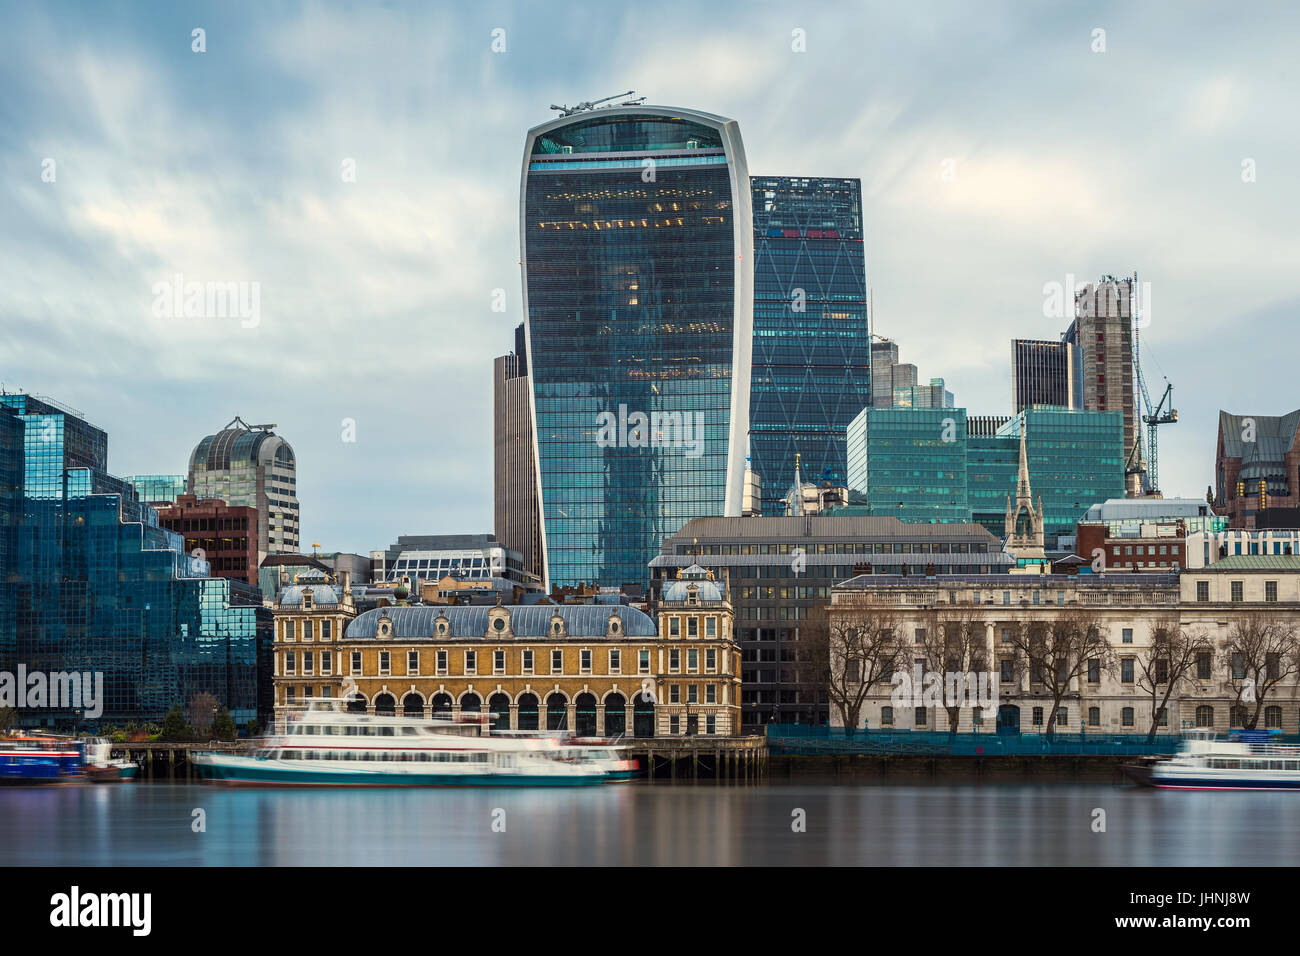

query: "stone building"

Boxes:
[271, 567, 357, 731]
[827, 557, 1300, 735]
[288, 595, 741, 738]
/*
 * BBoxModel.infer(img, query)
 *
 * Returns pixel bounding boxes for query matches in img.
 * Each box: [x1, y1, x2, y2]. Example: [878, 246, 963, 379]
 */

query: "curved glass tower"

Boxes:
[520, 107, 753, 589]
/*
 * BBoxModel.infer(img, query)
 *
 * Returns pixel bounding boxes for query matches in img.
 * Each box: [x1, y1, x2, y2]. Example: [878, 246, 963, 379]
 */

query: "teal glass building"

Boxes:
[845, 406, 969, 523]
[749, 177, 870, 513]
[845, 405, 1126, 540]
[520, 107, 753, 589]
[0, 393, 271, 729]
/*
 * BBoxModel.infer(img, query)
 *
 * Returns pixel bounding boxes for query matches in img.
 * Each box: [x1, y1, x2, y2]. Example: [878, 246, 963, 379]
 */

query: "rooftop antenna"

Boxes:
[550, 91, 639, 117]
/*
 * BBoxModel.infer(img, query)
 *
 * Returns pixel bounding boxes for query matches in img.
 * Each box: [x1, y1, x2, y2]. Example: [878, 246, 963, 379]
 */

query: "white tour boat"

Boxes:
[1123, 729, 1300, 791]
[192, 699, 611, 787]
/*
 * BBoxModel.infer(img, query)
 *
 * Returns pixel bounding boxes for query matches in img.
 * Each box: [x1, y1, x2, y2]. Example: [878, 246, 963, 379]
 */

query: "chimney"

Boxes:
[339, 570, 352, 606]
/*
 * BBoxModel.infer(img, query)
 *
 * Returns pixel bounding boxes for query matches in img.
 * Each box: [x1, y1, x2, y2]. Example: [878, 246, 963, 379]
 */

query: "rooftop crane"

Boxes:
[550, 91, 644, 117]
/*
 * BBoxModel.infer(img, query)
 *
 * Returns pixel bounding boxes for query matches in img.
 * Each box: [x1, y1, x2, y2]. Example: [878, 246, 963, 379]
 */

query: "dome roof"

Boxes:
[278, 584, 339, 606]
[662, 563, 725, 602]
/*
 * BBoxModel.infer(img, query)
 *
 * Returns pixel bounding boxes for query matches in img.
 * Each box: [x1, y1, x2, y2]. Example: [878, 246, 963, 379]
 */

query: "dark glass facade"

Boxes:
[0, 393, 271, 729]
[845, 407, 970, 523]
[1012, 338, 1075, 412]
[750, 177, 870, 512]
[521, 109, 751, 589]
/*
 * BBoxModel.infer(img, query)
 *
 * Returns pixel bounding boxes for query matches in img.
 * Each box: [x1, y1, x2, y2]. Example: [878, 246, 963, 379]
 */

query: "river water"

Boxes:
[3, 780, 1297, 866]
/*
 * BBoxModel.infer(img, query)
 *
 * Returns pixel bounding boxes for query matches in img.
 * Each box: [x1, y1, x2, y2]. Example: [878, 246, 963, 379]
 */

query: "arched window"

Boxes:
[575, 693, 597, 737]
[1195, 705, 1214, 728]
[373, 693, 396, 716]
[604, 692, 627, 737]
[488, 693, 511, 730]
[402, 693, 423, 717]
[516, 693, 539, 731]
[546, 692, 568, 731]
[461, 692, 482, 714]
[1230, 704, 1248, 728]
[430, 693, 453, 716]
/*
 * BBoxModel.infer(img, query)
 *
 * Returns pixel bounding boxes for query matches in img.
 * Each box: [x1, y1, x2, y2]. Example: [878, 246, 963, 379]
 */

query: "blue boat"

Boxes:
[0, 736, 87, 785]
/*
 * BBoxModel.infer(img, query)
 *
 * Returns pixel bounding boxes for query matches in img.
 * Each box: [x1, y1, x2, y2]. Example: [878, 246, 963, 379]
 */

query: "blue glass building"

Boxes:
[750, 177, 870, 513]
[520, 107, 753, 589]
[844, 404, 1126, 540]
[0, 393, 271, 729]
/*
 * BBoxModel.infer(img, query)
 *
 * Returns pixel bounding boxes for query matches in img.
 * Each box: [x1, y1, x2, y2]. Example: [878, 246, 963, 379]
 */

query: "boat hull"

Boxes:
[193, 754, 608, 788]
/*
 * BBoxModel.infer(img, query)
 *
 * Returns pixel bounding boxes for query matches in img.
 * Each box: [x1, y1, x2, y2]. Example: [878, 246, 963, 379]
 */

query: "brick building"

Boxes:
[157, 493, 259, 586]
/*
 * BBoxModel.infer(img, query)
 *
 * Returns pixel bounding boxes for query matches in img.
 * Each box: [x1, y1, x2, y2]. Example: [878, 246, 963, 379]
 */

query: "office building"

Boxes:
[520, 105, 753, 590]
[369, 533, 535, 590]
[1064, 276, 1140, 493]
[125, 474, 189, 507]
[1012, 338, 1077, 412]
[156, 493, 260, 587]
[188, 417, 299, 559]
[494, 323, 544, 585]
[649, 515, 1011, 731]
[1214, 409, 1300, 528]
[846, 406, 1126, 543]
[869, 339, 955, 409]
[749, 176, 870, 514]
[0, 392, 271, 728]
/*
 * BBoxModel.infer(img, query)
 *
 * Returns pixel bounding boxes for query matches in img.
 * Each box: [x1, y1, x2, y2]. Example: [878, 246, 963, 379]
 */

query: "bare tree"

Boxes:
[1219, 612, 1300, 729]
[186, 691, 220, 737]
[1135, 616, 1214, 741]
[916, 609, 989, 735]
[806, 602, 903, 733]
[1007, 611, 1116, 737]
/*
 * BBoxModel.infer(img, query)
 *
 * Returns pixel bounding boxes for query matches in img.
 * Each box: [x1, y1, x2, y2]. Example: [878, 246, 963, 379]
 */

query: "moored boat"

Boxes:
[82, 738, 139, 783]
[192, 699, 611, 787]
[1123, 729, 1300, 791]
[0, 736, 87, 785]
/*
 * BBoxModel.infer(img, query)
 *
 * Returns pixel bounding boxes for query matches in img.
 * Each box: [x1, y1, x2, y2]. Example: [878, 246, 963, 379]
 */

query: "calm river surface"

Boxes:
[3, 780, 1297, 866]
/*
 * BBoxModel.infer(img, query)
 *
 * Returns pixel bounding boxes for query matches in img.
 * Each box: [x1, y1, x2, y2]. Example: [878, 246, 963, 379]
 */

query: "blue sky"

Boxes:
[2, 0, 1297, 555]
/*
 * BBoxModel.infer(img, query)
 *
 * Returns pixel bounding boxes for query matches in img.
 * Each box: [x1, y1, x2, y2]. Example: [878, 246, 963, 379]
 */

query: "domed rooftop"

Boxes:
[662, 563, 725, 603]
[278, 584, 340, 607]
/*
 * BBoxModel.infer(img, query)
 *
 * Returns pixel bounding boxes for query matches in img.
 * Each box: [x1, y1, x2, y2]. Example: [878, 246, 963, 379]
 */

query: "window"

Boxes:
[705, 648, 717, 671]
[1266, 581, 1278, 602]
[1153, 658, 1168, 684]
[1121, 707, 1134, 727]
[669, 685, 681, 704]
[303, 620, 314, 640]
[914, 627, 927, 645]
[378, 651, 390, 676]
[1231, 652, 1245, 680]
[687, 648, 698, 672]
[320, 653, 331, 675]
[669, 648, 680, 672]
[705, 685, 717, 703]
[638, 650, 650, 673]
[436, 650, 448, 675]
[350, 651, 361, 675]
[321, 620, 332, 640]
[914, 707, 927, 726]
[1087, 659, 1100, 683]
[1121, 659, 1134, 683]
[669, 617, 680, 637]
[1267, 653, 1281, 680]
[687, 684, 698, 704]
[687, 617, 698, 638]
[1088, 706, 1100, 727]
[551, 649, 563, 673]
[580, 649, 592, 673]
[1196, 651, 1211, 680]
[1195, 705, 1214, 728]
[669, 715, 680, 735]
[881, 706, 894, 726]
[1156, 707, 1167, 727]
[1266, 705, 1283, 729]
[407, 650, 419, 674]
[1032, 707, 1043, 726]
[284, 651, 296, 675]
[522, 649, 533, 673]
[494, 649, 505, 674]
[609, 649, 621, 673]
[1196, 580, 1209, 602]
[1231, 581, 1244, 602]
[465, 650, 477, 674]
[1058, 708, 1068, 726]
[706, 617, 717, 637]
[302, 651, 313, 675]
[1122, 628, 1133, 644]
[1000, 659, 1014, 683]
[705, 714, 717, 735]
[284, 620, 295, 641]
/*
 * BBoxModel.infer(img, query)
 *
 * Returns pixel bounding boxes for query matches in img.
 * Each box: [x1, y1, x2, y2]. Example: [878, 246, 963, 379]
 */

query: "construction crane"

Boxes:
[550, 91, 644, 117]
[1128, 272, 1178, 494]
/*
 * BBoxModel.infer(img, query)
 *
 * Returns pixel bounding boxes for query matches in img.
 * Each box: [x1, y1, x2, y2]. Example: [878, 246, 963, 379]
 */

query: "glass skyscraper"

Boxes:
[0, 393, 271, 728]
[845, 404, 1126, 540]
[750, 177, 870, 513]
[520, 106, 753, 589]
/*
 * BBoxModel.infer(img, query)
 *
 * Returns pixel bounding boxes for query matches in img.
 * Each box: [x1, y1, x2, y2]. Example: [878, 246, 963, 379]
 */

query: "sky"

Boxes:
[2, 0, 1298, 556]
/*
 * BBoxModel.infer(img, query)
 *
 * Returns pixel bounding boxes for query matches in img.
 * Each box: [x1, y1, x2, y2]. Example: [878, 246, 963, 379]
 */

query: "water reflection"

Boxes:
[4, 781, 1299, 866]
